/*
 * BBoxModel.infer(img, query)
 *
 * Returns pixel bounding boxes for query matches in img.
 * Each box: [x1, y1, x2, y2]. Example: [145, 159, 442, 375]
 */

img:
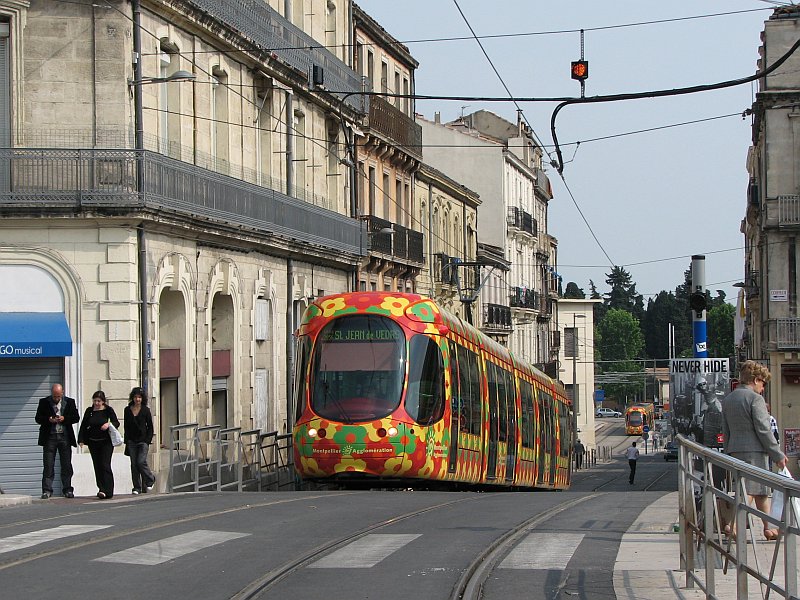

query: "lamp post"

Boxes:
[572, 313, 586, 449]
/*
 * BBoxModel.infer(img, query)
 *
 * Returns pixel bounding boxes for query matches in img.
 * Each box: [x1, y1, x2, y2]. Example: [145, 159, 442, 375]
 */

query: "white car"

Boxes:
[596, 407, 622, 418]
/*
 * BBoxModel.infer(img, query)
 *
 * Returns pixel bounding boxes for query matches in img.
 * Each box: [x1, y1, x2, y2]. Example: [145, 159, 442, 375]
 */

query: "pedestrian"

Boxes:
[124, 387, 156, 495]
[626, 441, 640, 484]
[78, 390, 120, 499]
[721, 360, 787, 540]
[35, 383, 79, 499]
[574, 439, 586, 470]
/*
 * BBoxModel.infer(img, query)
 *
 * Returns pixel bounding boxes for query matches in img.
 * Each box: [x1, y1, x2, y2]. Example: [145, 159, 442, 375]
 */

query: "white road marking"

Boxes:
[0, 525, 112, 554]
[95, 530, 250, 565]
[499, 532, 585, 569]
[308, 533, 422, 568]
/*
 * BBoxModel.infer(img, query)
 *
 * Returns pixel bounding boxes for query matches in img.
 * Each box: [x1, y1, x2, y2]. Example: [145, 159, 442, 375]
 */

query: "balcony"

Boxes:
[778, 195, 800, 227]
[507, 206, 537, 236]
[534, 168, 553, 199]
[188, 0, 364, 113]
[362, 215, 424, 264]
[433, 253, 460, 286]
[509, 286, 539, 310]
[366, 97, 422, 161]
[776, 318, 800, 349]
[0, 148, 363, 259]
[482, 303, 512, 332]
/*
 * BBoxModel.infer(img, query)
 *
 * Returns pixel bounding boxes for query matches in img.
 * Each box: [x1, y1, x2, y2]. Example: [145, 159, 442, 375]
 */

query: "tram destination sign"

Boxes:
[321, 328, 403, 342]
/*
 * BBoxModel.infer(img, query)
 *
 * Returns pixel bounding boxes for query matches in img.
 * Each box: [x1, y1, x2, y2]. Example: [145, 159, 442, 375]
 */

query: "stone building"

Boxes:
[352, 4, 424, 292]
[414, 163, 479, 321]
[417, 110, 559, 372]
[741, 5, 800, 469]
[0, 0, 366, 495]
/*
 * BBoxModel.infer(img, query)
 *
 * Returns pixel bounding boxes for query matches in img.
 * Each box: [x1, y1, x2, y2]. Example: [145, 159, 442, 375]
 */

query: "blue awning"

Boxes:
[0, 313, 73, 357]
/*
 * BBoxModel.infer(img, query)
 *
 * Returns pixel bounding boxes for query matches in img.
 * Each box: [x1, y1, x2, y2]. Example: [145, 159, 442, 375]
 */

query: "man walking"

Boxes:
[574, 439, 586, 470]
[35, 383, 79, 499]
[626, 441, 640, 485]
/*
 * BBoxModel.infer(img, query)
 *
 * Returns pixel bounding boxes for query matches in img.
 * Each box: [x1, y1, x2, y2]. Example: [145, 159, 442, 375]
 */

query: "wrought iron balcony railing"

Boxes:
[482, 303, 513, 331]
[776, 317, 800, 349]
[509, 286, 539, 309]
[362, 214, 424, 264]
[366, 96, 422, 160]
[0, 148, 363, 258]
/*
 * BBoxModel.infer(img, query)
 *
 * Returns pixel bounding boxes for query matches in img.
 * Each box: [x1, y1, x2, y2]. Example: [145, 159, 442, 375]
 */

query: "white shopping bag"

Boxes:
[770, 467, 800, 522]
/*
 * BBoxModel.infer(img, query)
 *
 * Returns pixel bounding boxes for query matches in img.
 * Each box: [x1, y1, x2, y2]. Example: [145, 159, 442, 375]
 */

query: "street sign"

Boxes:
[642, 432, 650, 440]
[643, 425, 650, 433]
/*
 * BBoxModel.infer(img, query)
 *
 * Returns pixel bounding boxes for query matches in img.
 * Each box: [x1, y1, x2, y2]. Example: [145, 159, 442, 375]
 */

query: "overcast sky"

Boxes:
[354, 0, 780, 303]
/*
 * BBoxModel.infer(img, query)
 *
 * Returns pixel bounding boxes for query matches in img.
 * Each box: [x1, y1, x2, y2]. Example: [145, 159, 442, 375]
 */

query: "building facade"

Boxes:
[0, 0, 366, 495]
[417, 110, 558, 371]
[352, 5, 424, 292]
[414, 163, 480, 321]
[741, 5, 800, 471]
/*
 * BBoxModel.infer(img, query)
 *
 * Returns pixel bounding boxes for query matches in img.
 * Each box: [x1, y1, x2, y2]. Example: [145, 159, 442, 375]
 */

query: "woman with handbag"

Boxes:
[78, 390, 120, 499]
[124, 387, 156, 495]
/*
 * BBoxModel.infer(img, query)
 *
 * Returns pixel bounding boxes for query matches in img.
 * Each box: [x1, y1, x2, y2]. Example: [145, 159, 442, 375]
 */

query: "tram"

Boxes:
[625, 403, 655, 436]
[292, 292, 573, 490]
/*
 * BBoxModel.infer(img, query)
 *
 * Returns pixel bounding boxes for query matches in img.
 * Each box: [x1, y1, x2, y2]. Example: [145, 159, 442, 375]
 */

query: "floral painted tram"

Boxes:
[292, 292, 573, 490]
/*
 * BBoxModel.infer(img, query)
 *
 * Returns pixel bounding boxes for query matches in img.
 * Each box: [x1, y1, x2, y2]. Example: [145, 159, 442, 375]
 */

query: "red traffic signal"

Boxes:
[571, 60, 589, 81]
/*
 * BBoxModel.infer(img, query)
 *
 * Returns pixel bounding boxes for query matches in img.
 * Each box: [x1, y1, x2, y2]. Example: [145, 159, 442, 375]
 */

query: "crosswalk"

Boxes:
[0, 526, 599, 570]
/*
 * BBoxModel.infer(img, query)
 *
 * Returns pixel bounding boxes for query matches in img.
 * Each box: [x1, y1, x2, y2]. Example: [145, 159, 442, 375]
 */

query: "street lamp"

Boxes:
[571, 313, 586, 448]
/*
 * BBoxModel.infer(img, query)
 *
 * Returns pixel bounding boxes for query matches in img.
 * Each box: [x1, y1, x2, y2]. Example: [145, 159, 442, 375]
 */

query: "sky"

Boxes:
[354, 0, 782, 304]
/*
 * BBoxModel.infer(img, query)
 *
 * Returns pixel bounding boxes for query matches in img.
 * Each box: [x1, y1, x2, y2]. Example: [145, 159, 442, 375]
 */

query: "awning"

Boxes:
[0, 313, 73, 357]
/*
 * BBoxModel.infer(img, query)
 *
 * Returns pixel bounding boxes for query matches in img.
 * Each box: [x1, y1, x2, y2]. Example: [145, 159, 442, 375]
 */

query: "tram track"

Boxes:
[231, 495, 480, 600]
[449, 494, 602, 600]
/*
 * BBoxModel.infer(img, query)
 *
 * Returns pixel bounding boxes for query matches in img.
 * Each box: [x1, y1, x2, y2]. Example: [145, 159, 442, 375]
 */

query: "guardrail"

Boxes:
[167, 423, 296, 493]
[677, 435, 800, 599]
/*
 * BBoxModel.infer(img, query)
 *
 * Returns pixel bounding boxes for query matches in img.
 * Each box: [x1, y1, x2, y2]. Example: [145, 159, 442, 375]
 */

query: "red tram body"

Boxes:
[292, 292, 573, 490]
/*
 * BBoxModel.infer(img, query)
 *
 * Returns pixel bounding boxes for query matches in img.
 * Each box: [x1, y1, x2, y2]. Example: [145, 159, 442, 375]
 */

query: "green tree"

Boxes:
[707, 302, 735, 359]
[604, 266, 644, 322]
[595, 308, 645, 406]
[643, 291, 682, 360]
[563, 281, 585, 299]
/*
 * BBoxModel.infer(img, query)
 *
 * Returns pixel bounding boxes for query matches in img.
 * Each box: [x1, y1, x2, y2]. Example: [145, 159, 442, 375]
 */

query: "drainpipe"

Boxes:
[133, 0, 149, 392]
[285, 84, 295, 433]
[428, 179, 434, 297]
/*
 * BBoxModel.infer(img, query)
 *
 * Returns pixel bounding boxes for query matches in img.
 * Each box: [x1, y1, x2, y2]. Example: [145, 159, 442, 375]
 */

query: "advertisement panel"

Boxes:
[669, 358, 729, 448]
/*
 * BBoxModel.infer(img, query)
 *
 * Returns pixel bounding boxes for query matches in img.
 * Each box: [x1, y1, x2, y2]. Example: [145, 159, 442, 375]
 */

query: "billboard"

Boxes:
[670, 358, 730, 448]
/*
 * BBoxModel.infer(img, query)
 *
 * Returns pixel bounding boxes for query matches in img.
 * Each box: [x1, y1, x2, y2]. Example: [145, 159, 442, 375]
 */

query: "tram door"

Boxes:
[486, 362, 499, 480]
[504, 369, 517, 483]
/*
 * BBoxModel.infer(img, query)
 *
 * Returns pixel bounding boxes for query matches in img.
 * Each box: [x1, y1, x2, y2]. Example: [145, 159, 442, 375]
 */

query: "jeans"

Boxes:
[42, 433, 73, 494]
[629, 459, 637, 484]
[128, 441, 155, 492]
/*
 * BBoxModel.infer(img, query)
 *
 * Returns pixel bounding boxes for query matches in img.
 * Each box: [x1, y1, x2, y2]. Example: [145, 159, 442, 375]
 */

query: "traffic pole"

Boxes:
[690, 255, 708, 358]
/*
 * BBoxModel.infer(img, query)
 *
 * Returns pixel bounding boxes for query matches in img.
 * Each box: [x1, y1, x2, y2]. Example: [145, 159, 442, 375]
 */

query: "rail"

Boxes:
[167, 423, 297, 493]
[677, 435, 800, 599]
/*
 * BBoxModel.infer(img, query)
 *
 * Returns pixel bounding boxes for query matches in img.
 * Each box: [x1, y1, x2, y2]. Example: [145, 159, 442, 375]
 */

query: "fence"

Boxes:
[167, 423, 296, 493]
[677, 435, 800, 599]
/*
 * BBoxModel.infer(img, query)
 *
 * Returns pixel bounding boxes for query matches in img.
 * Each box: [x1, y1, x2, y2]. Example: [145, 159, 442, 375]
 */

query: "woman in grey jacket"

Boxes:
[722, 360, 787, 540]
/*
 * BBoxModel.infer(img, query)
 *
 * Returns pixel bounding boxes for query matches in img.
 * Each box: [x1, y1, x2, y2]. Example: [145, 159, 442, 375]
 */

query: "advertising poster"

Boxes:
[670, 358, 730, 448]
[785, 428, 800, 457]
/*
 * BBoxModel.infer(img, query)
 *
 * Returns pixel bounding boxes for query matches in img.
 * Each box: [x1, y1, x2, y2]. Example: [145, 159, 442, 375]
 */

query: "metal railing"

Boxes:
[167, 423, 297, 493]
[677, 435, 800, 599]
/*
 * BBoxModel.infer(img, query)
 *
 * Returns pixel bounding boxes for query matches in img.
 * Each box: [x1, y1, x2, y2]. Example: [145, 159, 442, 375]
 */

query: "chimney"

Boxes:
[434, 112, 441, 124]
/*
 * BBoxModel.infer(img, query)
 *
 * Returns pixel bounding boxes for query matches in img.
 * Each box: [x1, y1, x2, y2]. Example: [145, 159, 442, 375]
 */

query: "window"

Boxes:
[382, 171, 391, 219]
[381, 61, 388, 94]
[256, 76, 273, 185]
[406, 334, 445, 425]
[395, 179, 402, 225]
[211, 66, 229, 173]
[325, 1, 337, 54]
[367, 50, 374, 89]
[0, 21, 9, 189]
[294, 109, 306, 197]
[294, 336, 311, 422]
[326, 118, 340, 207]
[394, 71, 401, 108]
[520, 379, 535, 448]
[255, 298, 270, 341]
[368, 165, 376, 214]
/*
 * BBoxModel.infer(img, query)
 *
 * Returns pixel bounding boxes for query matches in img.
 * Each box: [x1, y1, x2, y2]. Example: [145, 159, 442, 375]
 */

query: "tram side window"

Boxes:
[294, 336, 311, 422]
[455, 344, 471, 433]
[497, 364, 508, 443]
[520, 380, 534, 449]
[558, 403, 570, 457]
[541, 392, 553, 453]
[406, 334, 445, 425]
[457, 345, 482, 435]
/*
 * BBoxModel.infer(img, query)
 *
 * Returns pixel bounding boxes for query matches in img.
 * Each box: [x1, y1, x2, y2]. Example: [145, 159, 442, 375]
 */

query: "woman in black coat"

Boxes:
[124, 387, 156, 494]
[78, 390, 120, 499]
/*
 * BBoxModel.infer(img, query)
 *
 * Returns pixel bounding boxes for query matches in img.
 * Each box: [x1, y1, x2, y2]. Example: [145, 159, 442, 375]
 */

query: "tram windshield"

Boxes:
[628, 412, 643, 426]
[310, 315, 405, 423]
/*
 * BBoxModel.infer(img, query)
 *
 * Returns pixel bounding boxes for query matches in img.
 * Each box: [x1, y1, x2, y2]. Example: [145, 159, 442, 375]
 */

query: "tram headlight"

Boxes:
[308, 428, 318, 438]
[387, 426, 398, 437]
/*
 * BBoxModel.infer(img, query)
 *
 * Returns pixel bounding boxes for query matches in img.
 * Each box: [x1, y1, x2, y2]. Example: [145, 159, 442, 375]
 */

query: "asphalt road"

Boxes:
[0, 426, 676, 600]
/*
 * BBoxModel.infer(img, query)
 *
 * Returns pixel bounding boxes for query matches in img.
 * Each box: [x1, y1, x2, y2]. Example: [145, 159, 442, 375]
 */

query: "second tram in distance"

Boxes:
[292, 291, 573, 490]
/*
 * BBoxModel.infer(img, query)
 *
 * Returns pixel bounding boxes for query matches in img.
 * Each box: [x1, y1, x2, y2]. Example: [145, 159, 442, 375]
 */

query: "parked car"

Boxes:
[664, 441, 679, 461]
[596, 407, 622, 418]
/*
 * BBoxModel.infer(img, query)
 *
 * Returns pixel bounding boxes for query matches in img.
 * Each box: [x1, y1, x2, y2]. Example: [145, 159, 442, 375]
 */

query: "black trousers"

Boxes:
[629, 459, 637, 484]
[42, 433, 73, 494]
[87, 439, 115, 497]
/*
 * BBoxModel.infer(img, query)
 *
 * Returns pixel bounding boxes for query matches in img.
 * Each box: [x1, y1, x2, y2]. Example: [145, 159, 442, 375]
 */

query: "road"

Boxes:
[0, 422, 675, 600]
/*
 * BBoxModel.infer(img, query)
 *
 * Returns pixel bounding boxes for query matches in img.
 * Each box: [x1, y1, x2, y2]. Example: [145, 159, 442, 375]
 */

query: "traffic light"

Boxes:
[689, 291, 707, 313]
[571, 60, 589, 81]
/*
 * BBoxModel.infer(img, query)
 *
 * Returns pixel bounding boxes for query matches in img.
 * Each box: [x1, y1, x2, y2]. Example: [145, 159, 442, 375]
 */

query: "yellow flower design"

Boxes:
[335, 456, 367, 473]
[321, 297, 347, 317]
[380, 296, 411, 317]
[383, 455, 414, 475]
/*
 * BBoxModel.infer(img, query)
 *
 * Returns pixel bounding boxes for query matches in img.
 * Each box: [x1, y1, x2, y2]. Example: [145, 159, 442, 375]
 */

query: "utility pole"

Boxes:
[690, 255, 708, 358]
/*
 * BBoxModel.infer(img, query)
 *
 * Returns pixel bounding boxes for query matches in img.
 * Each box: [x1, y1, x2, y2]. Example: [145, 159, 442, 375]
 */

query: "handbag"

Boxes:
[107, 422, 123, 447]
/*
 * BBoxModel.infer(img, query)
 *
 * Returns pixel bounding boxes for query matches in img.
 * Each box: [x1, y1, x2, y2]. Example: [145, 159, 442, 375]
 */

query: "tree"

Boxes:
[563, 281, 585, 299]
[707, 302, 735, 359]
[595, 308, 645, 406]
[643, 291, 682, 360]
[604, 266, 644, 322]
